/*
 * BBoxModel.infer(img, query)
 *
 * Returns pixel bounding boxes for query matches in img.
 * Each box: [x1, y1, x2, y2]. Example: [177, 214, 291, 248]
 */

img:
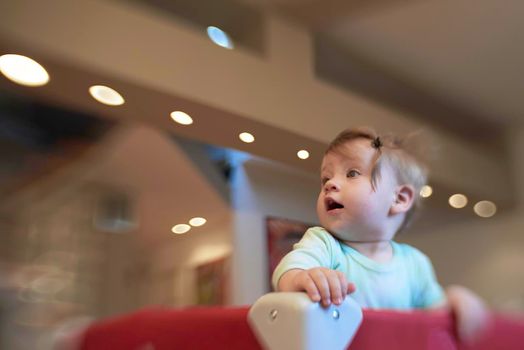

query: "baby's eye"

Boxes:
[321, 177, 329, 185]
[347, 170, 360, 178]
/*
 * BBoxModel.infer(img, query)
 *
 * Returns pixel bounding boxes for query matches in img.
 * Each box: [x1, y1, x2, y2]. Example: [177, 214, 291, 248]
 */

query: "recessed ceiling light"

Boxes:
[473, 201, 496, 218]
[171, 224, 191, 234]
[206, 26, 234, 49]
[420, 185, 433, 198]
[0, 54, 50, 87]
[239, 132, 255, 143]
[449, 194, 468, 209]
[89, 85, 125, 106]
[189, 217, 207, 227]
[170, 111, 193, 125]
[297, 150, 310, 160]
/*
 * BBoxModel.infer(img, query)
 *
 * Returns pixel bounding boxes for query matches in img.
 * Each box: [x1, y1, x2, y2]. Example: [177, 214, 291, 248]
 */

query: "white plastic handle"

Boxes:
[248, 292, 363, 350]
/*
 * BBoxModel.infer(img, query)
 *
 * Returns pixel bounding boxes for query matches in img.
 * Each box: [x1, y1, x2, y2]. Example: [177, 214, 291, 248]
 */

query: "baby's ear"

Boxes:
[390, 184, 415, 215]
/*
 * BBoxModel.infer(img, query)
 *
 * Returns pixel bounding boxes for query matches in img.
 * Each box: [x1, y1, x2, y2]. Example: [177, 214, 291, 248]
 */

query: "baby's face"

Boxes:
[316, 139, 399, 242]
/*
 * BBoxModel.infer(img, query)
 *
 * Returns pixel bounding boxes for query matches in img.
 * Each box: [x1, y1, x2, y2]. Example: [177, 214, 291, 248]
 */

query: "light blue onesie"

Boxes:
[272, 226, 445, 309]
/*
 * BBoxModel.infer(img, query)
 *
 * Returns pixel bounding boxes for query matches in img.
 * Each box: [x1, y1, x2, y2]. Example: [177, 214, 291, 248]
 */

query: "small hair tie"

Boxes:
[371, 136, 383, 149]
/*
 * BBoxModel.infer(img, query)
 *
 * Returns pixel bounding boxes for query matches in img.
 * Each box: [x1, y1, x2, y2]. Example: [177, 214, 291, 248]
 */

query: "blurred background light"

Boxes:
[239, 132, 255, 143]
[189, 217, 207, 227]
[89, 85, 125, 106]
[170, 111, 193, 125]
[171, 224, 191, 234]
[420, 185, 433, 198]
[206, 26, 234, 49]
[297, 150, 310, 160]
[474, 200, 497, 218]
[0, 54, 50, 86]
[449, 194, 468, 208]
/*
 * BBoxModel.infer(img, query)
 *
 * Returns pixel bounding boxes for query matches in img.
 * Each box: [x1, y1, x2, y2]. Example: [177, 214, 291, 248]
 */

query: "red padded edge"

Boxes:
[80, 306, 524, 350]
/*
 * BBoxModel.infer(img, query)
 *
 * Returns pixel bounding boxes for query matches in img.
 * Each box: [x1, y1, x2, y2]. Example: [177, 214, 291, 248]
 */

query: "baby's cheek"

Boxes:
[315, 196, 325, 214]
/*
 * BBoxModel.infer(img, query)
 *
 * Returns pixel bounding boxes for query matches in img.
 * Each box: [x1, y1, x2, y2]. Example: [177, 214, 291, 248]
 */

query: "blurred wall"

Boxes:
[0, 124, 233, 320]
[231, 157, 318, 304]
[403, 125, 524, 311]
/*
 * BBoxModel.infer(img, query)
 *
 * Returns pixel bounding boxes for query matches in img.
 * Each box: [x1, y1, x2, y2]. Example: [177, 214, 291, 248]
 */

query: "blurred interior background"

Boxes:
[0, 0, 523, 348]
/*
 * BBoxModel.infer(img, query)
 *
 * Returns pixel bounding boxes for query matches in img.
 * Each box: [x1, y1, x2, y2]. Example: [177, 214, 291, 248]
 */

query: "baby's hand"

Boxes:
[446, 285, 491, 344]
[291, 267, 355, 307]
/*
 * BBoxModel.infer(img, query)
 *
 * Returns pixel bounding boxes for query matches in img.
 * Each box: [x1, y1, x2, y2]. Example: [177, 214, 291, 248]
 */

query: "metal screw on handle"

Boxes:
[332, 309, 340, 320]
[270, 309, 278, 321]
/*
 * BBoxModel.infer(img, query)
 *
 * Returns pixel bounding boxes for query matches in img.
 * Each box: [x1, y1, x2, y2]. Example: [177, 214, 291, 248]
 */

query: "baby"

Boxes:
[272, 127, 488, 343]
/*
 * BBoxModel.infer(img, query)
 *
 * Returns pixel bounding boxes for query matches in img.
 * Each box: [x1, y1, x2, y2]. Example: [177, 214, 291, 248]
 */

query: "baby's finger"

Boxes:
[309, 269, 331, 306]
[336, 271, 348, 301]
[347, 282, 356, 294]
[299, 274, 321, 302]
[326, 272, 343, 305]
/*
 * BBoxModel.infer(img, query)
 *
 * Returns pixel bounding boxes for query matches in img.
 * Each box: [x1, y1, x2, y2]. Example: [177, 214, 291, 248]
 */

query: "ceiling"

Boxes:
[328, 0, 524, 122]
[249, 0, 524, 135]
[99, 0, 523, 157]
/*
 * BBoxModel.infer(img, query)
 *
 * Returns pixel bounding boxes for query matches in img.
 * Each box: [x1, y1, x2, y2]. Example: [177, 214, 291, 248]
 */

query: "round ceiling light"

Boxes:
[297, 150, 310, 160]
[473, 201, 497, 218]
[239, 132, 255, 143]
[89, 85, 125, 106]
[449, 194, 468, 209]
[170, 111, 193, 125]
[189, 217, 207, 227]
[0, 54, 50, 87]
[207, 26, 234, 49]
[171, 224, 191, 234]
[420, 185, 433, 198]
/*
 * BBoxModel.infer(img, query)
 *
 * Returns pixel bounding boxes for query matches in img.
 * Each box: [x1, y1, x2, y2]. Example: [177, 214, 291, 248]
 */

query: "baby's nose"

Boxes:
[324, 180, 340, 192]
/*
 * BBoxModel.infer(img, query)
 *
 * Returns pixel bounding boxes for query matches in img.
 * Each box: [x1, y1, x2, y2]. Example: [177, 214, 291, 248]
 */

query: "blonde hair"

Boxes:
[326, 127, 429, 232]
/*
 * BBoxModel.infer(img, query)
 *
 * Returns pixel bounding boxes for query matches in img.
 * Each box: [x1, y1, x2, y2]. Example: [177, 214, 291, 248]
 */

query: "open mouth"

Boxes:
[325, 198, 344, 211]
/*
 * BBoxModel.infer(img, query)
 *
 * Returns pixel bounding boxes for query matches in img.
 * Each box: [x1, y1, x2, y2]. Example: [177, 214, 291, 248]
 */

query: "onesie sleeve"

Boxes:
[271, 227, 335, 291]
[411, 249, 446, 308]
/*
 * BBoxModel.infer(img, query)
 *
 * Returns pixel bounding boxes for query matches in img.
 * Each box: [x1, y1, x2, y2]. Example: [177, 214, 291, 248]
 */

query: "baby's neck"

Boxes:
[344, 240, 394, 263]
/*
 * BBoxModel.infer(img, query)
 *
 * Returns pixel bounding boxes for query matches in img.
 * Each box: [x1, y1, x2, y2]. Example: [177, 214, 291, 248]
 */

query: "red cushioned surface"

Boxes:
[81, 306, 524, 350]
